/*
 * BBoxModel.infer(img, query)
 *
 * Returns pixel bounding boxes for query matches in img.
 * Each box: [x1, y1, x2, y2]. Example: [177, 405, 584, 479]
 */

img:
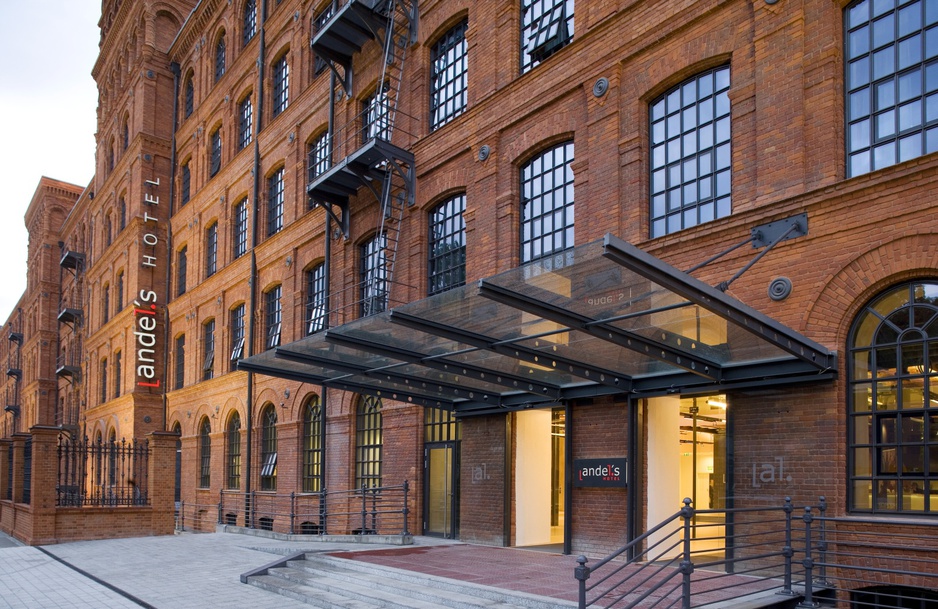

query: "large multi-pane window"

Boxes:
[214, 32, 226, 82]
[267, 168, 284, 237]
[272, 54, 289, 118]
[305, 263, 327, 335]
[428, 194, 466, 295]
[307, 131, 331, 182]
[174, 334, 185, 390]
[100, 358, 108, 403]
[102, 283, 110, 324]
[355, 395, 383, 489]
[243, 0, 257, 47]
[233, 197, 248, 259]
[363, 83, 391, 143]
[260, 404, 277, 491]
[184, 74, 194, 118]
[210, 127, 222, 177]
[430, 20, 468, 131]
[176, 246, 188, 296]
[116, 270, 124, 311]
[650, 66, 731, 238]
[521, 0, 574, 74]
[425, 407, 461, 443]
[360, 233, 388, 317]
[848, 280, 938, 514]
[265, 286, 282, 349]
[113, 350, 121, 398]
[206, 222, 218, 277]
[230, 303, 245, 371]
[238, 95, 253, 150]
[845, 0, 938, 176]
[199, 417, 211, 488]
[521, 141, 575, 263]
[302, 396, 323, 493]
[180, 161, 191, 206]
[312, 5, 335, 76]
[226, 412, 241, 489]
[119, 198, 126, 231]
[203, 319, 215, 381]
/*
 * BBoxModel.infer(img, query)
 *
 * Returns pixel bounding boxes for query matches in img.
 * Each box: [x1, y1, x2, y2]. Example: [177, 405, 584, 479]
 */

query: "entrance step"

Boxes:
[243, 551, 577, 609]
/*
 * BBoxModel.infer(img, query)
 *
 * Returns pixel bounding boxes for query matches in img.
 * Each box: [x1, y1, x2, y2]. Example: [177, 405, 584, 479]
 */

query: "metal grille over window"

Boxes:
[265, 286, 282, 349]
[272, 54, 289, 118]
[848, 280, 938, 514]
[267, 168, 284, 236]
[521, 0, 574, 73]
[650, 66, 731, 238]
[845, 0, 938, 176]
[355, 395, 382, 490]
[360, 233, 388, 317]
[239, 96, 253, 150]
[306, 263, 327, 335]
[428, 194, 466, 295]
[521, 141, 574, 263]
[431, 19, 468, 131]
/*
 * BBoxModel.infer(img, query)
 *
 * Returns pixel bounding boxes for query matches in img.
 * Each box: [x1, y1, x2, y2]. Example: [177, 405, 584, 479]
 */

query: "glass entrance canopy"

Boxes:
[240, 235, 837, 416]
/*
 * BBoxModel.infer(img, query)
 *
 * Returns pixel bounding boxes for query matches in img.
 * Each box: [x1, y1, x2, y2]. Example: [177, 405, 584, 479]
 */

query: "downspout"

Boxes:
[245, 0, 269, 520]
[165, 61, 181, 432]
[320, 70, 337, 497]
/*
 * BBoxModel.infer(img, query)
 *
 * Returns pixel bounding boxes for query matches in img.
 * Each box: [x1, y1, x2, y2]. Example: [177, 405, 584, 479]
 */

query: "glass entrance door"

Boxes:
[424, 443, 458, 538]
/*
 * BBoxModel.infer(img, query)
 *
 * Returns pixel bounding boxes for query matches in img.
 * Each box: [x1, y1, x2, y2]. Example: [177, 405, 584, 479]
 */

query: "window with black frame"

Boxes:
[265, 286, 282, 350]
[210, 127, 222, 177]
[313, 4, 335, 77]
[430, 19, 468, 131]
[307, 131, 331, 183]
[520, 141, 574, 263]
[303, 396, 323, 493]
[177, 246, 187, 296]
[260, 404, 277, 491]
[360, 233, 388, 317]
[305, 263, 327, 335]
[848, 280, 938, 514]
[226, 412, 241, 490]
[215, 32, 226, 82]
[184, 73, 194, 118]
[243, 0, 257, 47]
[206, 222, 218, 278]
[272, 53, 289, 118]
[174, 334, 185, 390]
[229, 304, 245, 371]
[355, 395, 382, 490]
[428, 194, 466, 295]
[267, 168, 284, 237]
[845, 0, 938, 177]
[100, 358, 108, 403]
[521, 0, 574, 74]
[233, 197, 248, 259]
[203, 319, 215, 381]
[199, 417, 211, 488]
[649, 66, 731, 238]
[363, 83, 391, 143]
[113, 351, 121, 398]
[238, 95, 253, 150]
[180, 161, 191, 206]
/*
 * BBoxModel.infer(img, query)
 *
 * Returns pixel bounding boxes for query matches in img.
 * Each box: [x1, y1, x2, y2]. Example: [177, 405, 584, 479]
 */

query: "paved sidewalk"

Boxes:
[0, 530, 417, 609]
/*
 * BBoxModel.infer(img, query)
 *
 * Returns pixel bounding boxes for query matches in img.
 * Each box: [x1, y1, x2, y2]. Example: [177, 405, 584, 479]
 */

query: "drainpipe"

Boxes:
[165, 61, 181, 433]
[245, 0, 269, 519]
[319, 70, 337, 500]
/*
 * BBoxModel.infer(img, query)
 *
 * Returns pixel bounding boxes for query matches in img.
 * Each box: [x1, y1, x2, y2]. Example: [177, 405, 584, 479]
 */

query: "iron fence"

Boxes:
[213, 481, 410, 537]
[575, 497, 938, 609]
[56, 436, 149, 507]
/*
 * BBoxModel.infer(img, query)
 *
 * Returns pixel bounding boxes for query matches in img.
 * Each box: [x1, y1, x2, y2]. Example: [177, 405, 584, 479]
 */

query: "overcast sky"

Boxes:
[0, 0, 101, 323]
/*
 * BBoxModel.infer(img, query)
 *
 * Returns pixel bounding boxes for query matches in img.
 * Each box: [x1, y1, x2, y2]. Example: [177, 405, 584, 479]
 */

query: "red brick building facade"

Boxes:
[3, 0, 938, 596]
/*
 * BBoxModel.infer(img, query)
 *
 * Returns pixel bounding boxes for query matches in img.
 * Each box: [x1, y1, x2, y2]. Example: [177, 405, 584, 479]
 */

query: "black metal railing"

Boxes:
[575, 497, 938, 609]
[56, 436, 149, 507]
[207, 481, 411, 537]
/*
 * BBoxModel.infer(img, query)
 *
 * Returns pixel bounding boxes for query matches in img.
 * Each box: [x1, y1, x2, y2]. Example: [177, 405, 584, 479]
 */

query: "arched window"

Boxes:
[260, 404, 277, 490]
[521, 141, 574, 263]
[649, 66, 731, 238]
[845, 0, 938, 176]
[430, 19, 468, 130]
[214, 31, 226, 82]
[305, 263, 327, 335]
[355, 395, 382, 489]
[428, 194, 466, 295]
[184, 72, 194, 118]
[849, 280, 938, 514]
[303, 396, 323, 493]
[360, 233, 388, 316]
[172, 422, 182, 503]
[521, 0, 574, 73]
[272, 52, 290, 117]
[107, 429, 117, 487]
[199, 417, 211, 488]
[243, 0, 257, 47]
[226, 412, 241, 490]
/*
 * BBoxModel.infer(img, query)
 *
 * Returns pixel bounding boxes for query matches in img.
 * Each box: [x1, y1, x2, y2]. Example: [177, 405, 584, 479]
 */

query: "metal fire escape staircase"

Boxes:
[309, 0, 417, 318]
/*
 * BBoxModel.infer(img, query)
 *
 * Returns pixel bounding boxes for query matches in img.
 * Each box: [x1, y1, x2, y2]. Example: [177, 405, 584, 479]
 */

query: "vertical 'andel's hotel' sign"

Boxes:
[134, 177, 163, 389]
